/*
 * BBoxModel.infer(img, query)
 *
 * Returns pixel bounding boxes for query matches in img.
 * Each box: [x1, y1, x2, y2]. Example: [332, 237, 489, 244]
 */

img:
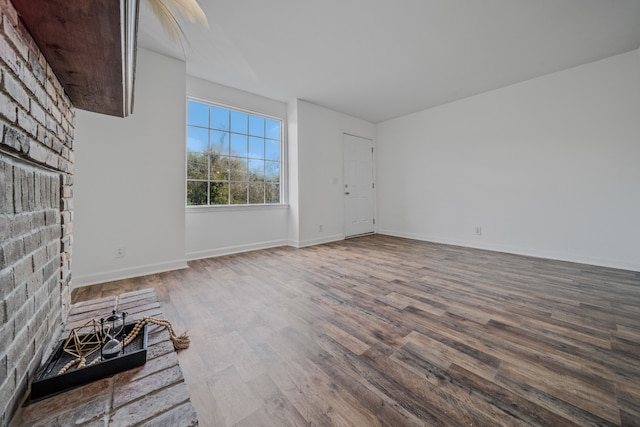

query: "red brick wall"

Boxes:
[1, 0, 75, 424]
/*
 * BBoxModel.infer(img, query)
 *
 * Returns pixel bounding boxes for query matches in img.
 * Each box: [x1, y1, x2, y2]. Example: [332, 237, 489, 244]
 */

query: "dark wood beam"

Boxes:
[11, 0, 139, 117]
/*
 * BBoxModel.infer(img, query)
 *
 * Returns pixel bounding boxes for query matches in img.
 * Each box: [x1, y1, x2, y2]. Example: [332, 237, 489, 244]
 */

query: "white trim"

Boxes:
[377, 229, 640, 272]
[188, 96, 283, 121]
[73, 231, 640, 288]
[186, 239, 289, 260]
[343, 132, 376, 237]
[186, 203, 289, 214]
[73, 259, 189, 288]
[185, 98, 287, 206]
[291, 234, 344, 248]
[121, 0, 137, 116]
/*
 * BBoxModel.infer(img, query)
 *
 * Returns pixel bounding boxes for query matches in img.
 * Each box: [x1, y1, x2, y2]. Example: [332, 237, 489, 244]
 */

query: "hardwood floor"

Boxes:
[72, 235, 640, 426]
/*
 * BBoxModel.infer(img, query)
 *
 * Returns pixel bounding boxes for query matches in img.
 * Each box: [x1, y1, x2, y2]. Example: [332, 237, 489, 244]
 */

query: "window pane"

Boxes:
[187, 181, 208, 205]
[248, 137, 265, 159]
[230, 111, 248, 134]
[187, 152, 208, 179]
[210, 130, 229, 154]
[186, 99, 283, 206]
[210, 181, 229, 205]
[249, 182, 265, 204]
[188, 101, 208, 127]
[211, 155, 229, 180]
[210, 106, 229, 131]
[188, 126, 208, 152]
[248, 159, 264, 181]
[266, 119, 280, 140]
[230, 182, 248, 204]
[230, 134, 248, 157]
[230, 157, 248, 181]
[249, 116, 264, 137]
[265, 161, 280, 182]
[265, 139, 280, 161]
[266, 183, 279, 204]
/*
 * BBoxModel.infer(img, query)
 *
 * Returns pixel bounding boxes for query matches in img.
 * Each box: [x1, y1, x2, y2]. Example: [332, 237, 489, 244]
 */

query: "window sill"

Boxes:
[186, 204, 289, 214]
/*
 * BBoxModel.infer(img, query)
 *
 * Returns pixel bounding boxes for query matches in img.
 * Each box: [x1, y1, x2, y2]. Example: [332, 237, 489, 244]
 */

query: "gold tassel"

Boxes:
[171, 332, 191, 350]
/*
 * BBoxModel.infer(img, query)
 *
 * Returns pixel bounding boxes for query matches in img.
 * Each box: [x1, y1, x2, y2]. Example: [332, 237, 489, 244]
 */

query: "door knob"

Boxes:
[345, 192, 350, 195]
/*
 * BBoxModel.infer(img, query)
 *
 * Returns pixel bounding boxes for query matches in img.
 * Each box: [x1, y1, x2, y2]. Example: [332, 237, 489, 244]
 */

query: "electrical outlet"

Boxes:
[115, 246, 125, 258]
[475, 226, 482, 236]
[319, 225, 324, 233]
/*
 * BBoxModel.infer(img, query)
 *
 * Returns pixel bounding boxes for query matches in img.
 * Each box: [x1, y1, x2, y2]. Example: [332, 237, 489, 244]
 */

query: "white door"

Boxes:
[344, 134, 374, 237]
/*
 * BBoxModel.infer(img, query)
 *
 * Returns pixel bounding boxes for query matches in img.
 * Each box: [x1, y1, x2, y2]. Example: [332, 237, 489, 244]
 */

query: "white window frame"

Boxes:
[186, 97, 286, 209]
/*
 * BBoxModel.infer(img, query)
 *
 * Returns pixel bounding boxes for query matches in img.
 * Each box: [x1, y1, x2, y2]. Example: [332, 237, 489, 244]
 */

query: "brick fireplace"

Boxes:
[0, 0, 75, 424]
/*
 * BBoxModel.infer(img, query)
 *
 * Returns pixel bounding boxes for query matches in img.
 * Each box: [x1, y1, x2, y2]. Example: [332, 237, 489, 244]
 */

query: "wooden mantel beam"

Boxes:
[11, 0, 139, 117]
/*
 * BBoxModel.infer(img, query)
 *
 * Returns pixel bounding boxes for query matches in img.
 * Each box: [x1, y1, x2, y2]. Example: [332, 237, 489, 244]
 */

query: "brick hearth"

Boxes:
[10, 288, 198, 426]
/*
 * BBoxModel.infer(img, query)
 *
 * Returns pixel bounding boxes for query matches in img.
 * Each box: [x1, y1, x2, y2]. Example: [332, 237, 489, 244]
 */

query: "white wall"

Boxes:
[292, 100, 375, 246]
[287, 100, 300, 244]
[73, 62, 376, 280]
[376, 50, 640, 271]
[185, 77, 289, 259]
[73, 48, 188, 286]
[74, 47, 638, 285]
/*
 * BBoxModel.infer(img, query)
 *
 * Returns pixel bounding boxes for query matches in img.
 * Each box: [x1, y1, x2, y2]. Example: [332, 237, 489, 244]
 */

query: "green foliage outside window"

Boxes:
[186, 100, 282, 206]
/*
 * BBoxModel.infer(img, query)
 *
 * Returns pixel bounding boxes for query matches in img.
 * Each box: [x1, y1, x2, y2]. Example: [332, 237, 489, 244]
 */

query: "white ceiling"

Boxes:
[137, 0, 640, 123]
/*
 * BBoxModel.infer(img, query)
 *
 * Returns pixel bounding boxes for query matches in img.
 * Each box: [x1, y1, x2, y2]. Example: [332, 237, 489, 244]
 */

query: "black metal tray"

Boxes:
[30, 323, 148, 400]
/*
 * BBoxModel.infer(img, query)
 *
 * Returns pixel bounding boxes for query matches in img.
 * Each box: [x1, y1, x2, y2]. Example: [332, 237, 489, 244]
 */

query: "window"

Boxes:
[186, 100, 282, 206]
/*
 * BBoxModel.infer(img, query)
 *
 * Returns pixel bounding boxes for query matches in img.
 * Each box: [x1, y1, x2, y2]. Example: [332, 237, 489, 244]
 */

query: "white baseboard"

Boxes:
[377, 229, 640, 272]
[290, 234, 344, 248]
[74, 230, 639, 289]
[186, 239, 290, 261]
[73, 259, 189, 288]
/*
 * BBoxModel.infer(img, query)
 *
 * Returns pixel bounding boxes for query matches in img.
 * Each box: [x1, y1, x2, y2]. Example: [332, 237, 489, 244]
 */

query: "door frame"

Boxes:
[343, 132, 376, 238]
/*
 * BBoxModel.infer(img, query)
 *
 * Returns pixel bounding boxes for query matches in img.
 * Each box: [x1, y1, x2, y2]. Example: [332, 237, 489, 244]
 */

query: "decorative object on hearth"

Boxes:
[31, 310, 189, 400]
[56, 310, 129, 374]
[31, 321, 149, 400]
[61, 319, 108, 359]
[47, 313, 190, 378]
[102, 310, 128, 359]
[125, 316, 191, 350]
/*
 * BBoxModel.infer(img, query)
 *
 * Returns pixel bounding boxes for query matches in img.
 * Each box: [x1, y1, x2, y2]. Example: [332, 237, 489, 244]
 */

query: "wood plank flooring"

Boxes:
[72, 235, 640, 426]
